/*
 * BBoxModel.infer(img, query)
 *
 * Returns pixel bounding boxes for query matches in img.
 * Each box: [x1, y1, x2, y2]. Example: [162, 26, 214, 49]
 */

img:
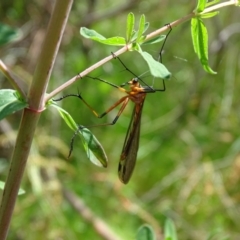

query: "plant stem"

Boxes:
[29, 0, 73, 111]
[0, 0, 73, 239]
[0, 60, 27, 99]
[202, 0, 238, 14]
[0, 109, 40, 240]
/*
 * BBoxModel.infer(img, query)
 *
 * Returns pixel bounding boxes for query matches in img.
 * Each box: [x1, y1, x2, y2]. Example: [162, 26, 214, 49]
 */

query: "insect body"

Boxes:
[118, 79, 147, 183]
[75, 75, 165, 184]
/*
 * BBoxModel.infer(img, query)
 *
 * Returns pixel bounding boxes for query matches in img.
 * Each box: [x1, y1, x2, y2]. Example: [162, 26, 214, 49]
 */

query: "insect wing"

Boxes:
[118, 102, 144, 184]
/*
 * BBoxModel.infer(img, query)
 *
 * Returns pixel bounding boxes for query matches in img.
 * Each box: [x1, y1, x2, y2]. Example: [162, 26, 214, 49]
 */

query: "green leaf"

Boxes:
[51, 102, 108, 168]
[195, 0, 206, 12]
[51, 103, 77, 131]
[0, 23, 21, 46]
[191, 18, 216, 74]
[126, 12, 135, 43]
[78, 127, 108, 168]
[0, 89, 28, 121]
[136, 224, 156, 240]
[143, 22, 150, 34]
[142, 35, 166, 45]
[138, 51, 171, 79]
[80, 27, 126, 46]
[94, 37, 125, 46]
[138, 35, 147, 44]
[200, 11, 219, 18]
[0, 181, 25, 195]
[191, 18, 201, 55]
[80, 27, 106, 40]
[136, 14, 146, 43]
[130, 22, 149, 43]
[202, 63, 217, 74]
[164, 219, 178, 240]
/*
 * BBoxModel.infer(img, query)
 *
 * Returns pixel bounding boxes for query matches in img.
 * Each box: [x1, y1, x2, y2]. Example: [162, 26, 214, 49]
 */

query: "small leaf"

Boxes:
[143, 22, 150, 34]
[136, 224, 156, 240]
[78, 127, 108, 168]
[138, 35, 147, 44]
[191, 18, 199, 54]
[142, 35, 166, 45]
[202, 64, 217, 74]
[164, 219, 178, 240]
[51, 103, 77, 131]
[136, 14, 146, 43]
[101, 37, 126, 46]
[138, 51, 171, 79]
[80, 27, 126, 46]
[191, 18, 216, 74]
[0, 181, 25, 195]
[126, 12, 135, 43]
[195, 0, 206, 12]
[80, 27, 106, 40]
[0, 23, 21, 46]
[51, 102, 108, 167]
[0, 89, 28, 121]
[200, 11, 219, 18]
[93, 37, 126, 46]
[131, 22, 149, 42]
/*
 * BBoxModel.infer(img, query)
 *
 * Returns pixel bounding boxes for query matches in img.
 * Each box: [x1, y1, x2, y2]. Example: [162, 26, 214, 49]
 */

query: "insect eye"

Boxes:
[132, 78, 138, 83]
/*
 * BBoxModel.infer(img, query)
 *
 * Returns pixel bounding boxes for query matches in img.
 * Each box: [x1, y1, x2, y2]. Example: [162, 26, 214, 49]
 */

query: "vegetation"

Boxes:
[0, 0, 240, 239]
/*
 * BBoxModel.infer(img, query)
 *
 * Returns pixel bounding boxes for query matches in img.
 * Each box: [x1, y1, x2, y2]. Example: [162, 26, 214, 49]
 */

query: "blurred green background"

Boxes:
[1, 0, 240, 239]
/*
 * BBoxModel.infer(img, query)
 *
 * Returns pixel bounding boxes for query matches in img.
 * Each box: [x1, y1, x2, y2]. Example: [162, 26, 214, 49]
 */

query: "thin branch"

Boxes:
[0, 60, 27, 98]
[63, 189, 122, 240]
[201, 0, 239, 14]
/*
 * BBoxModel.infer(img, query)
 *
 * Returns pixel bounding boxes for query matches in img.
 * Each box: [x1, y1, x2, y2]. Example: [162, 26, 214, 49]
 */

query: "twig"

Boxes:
[63, 189, 122, 240]
[0, 60, 27, 98]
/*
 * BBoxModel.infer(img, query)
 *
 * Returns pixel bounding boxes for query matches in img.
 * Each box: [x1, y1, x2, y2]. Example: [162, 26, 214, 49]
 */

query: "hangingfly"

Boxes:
[117, 78, 155, 183]
[66, 61, 167, 183]
[54, 25, 172, 183]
